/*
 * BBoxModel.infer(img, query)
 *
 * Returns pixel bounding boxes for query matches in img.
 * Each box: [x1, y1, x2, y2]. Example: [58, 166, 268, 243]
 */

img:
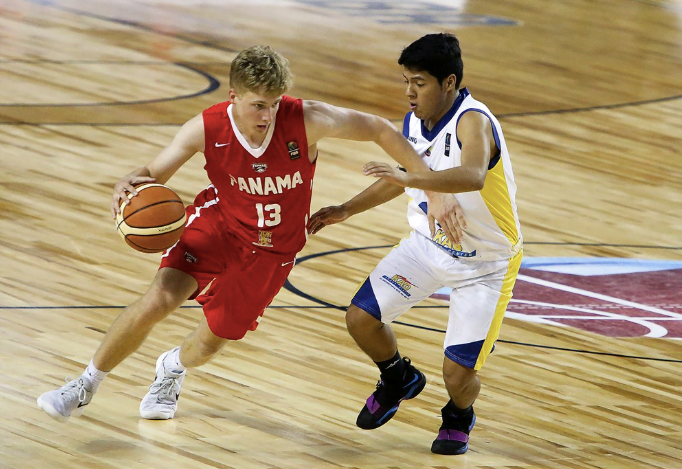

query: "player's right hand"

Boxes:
[308, 205, 351, 234]
[111, 176, 156, 219]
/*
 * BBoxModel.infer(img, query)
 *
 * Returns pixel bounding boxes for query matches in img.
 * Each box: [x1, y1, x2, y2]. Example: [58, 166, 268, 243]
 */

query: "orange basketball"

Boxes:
[115, 184, 186, 253]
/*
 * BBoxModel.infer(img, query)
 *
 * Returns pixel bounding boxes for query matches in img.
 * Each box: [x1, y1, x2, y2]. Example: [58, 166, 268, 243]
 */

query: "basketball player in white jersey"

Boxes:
[309, 33, 523, 455]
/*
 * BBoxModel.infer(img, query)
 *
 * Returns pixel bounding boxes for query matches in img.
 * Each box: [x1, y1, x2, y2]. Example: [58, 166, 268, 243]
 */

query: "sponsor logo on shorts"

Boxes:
[381, 274, 414, 298]
[184, 252, 198, 263]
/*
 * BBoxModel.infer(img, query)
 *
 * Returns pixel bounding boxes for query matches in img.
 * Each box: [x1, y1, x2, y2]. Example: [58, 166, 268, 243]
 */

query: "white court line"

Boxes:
[517, 274, 682, 319]
[507, 298, 670, 338]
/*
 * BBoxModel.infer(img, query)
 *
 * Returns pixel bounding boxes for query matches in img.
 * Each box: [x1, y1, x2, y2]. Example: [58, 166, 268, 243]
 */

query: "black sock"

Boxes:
[445, 399, 473, 419]
[375, 351, 406, 383]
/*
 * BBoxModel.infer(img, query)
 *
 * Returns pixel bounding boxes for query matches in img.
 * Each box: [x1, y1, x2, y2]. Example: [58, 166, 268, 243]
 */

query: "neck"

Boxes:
[424, 89, 459, 131]
[231, 106, 267, 148]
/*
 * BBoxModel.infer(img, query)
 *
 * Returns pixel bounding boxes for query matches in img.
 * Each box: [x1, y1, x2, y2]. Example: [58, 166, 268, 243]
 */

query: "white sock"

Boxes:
[83, 359, 108, 393]
[163, 347, 186, 374]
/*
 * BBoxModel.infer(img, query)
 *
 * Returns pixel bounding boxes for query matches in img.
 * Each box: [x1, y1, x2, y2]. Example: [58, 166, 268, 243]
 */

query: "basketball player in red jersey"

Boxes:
[37, 46, 464, 422]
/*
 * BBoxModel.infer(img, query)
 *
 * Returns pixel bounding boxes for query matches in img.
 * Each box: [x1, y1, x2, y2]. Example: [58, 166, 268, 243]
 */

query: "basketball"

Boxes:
[115, 184, 186, 253]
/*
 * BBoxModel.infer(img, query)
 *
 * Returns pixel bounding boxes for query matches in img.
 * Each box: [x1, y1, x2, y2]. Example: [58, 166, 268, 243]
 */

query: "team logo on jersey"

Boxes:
[252, 163, 268, 173]
[408, 136, 418, 144]
[380, 274, 414, 298]
[287, 141, 301, 160]
[253, 230, 273, 247]
[432, 228, 476, 258]
[424, 145, 433, 157]
[445, 133, 451, 156]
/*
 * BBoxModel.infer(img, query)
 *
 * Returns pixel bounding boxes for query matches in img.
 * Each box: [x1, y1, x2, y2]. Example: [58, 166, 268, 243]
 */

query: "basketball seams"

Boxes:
[114, 183, 186, 253]
[123, 200, 184, 226]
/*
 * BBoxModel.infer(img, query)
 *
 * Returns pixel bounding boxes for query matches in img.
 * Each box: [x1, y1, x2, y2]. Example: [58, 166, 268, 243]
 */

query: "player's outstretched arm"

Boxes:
[309, 179, 403, 235]
[111, 114, 205, 218]
[363, 111, 494, 194]
[303, 100, 429, 173]
[303, 100, 466, 243]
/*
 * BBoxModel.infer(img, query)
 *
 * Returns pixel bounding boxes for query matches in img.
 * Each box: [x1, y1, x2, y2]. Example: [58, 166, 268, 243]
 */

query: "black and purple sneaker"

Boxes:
[356, 358, 426, 430]
[430, 401, 476, 455]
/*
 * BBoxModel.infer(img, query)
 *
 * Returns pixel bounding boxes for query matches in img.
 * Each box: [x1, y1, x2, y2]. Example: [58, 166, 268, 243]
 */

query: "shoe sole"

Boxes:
[431, 412, 477, 455]
[139, 411, 174, 420]
[37, 396, 69, 423]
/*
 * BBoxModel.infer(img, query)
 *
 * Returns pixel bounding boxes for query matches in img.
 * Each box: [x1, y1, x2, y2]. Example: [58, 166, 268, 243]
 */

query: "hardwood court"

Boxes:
[1, 0, 682, 467]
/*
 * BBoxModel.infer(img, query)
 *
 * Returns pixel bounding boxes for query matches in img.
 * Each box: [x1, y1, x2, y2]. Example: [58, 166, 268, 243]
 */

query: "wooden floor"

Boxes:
[2, 0, 682, 467]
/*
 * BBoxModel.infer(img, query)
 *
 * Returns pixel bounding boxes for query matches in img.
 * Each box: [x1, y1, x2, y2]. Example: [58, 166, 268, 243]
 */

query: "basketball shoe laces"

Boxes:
[148, 376, 179, 404]
[61, 377, 89, 405]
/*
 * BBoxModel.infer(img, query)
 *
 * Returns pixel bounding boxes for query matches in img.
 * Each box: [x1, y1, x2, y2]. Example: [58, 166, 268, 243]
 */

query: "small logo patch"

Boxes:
[424, 145, 433, 157]
[445, 133, 451, 156]
[184, 252, 198, 263]
[252, 162, 268, 173]
[380, 274, 414, 298]
[287, 141, 300, 160]
[252, 230, 273, 247]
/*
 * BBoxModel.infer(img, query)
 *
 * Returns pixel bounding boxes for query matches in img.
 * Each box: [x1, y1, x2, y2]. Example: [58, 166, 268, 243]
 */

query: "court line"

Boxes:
[517, 274, 682, 319]
[280, 245, 682, 362]
[0, 63, 220, 107]
[11, 0, 682, 121]
[507, 299, 670, 338]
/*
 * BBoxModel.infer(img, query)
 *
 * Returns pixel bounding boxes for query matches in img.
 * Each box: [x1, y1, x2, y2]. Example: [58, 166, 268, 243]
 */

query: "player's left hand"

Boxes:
[363, 161, 410, 186]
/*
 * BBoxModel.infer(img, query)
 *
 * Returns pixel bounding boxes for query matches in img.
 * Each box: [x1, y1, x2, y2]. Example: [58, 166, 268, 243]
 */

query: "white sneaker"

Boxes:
[37, 376, 93, 423]
[139, 348, 186, 420]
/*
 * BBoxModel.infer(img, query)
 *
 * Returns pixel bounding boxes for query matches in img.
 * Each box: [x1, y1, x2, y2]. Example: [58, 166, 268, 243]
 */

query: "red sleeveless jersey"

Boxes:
[202, 95, 315, 255]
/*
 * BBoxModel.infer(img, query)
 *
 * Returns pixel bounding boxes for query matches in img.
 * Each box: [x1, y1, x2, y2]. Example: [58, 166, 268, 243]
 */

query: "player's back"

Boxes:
[201, 96, 316, 255]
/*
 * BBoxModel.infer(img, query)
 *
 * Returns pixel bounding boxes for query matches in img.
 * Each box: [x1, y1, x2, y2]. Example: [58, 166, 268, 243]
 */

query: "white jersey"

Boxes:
[403, 88, 522, 261]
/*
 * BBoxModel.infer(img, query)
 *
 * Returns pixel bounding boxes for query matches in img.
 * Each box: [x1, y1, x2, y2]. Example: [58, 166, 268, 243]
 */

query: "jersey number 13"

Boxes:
[256, 203, 281, 227]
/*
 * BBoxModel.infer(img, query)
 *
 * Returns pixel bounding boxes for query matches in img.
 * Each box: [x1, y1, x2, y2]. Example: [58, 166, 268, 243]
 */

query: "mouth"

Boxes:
[409, 102, 417, 110]
[257, 124, 269, 131]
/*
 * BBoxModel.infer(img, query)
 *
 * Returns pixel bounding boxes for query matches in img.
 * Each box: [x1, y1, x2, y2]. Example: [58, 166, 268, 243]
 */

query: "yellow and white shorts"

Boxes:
[351, 231, 522, 370]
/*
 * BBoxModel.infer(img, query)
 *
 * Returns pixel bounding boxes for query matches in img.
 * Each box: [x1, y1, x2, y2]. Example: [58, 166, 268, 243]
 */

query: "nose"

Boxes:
[405, 83, 415, 99]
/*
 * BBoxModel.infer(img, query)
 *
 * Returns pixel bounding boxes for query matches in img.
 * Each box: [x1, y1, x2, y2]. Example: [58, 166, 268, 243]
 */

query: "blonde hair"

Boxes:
[229, 46, 293, 96]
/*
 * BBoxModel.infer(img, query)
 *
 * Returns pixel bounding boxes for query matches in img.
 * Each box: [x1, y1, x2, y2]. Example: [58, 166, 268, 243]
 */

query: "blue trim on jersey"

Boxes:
[402, 111, 412, 138]
[420, 88, 470, 141]
[418, 201, 428, 214]
[351, 277, 382, 321]
[445, 339, 487, 368]
[455, 109, 502, 169]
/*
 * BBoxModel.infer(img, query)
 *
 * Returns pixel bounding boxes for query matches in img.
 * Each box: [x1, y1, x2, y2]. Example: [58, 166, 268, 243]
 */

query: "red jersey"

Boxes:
[202, 96, 315, 255]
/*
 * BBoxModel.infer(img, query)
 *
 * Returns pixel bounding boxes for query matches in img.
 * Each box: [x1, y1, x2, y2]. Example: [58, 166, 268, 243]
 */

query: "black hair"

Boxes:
[398, 33, 464, 88]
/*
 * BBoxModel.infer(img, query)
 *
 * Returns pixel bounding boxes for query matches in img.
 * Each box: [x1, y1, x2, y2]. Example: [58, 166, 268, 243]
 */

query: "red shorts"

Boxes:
[159, 187, 296, 340]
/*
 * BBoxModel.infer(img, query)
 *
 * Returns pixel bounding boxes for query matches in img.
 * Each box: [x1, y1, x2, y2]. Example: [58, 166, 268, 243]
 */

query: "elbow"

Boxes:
[471, 176, 485, 191]
[468, 169, 486, 191]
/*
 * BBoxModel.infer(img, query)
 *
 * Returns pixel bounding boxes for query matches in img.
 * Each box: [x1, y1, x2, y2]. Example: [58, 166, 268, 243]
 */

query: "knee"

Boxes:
[132, 289, 180, 327]
[345, 304, 381, 334]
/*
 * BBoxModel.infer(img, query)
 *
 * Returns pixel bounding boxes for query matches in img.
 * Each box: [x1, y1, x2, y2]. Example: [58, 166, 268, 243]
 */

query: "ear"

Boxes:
[444, 74, 457, 92]
[228, 89, 238, 102]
